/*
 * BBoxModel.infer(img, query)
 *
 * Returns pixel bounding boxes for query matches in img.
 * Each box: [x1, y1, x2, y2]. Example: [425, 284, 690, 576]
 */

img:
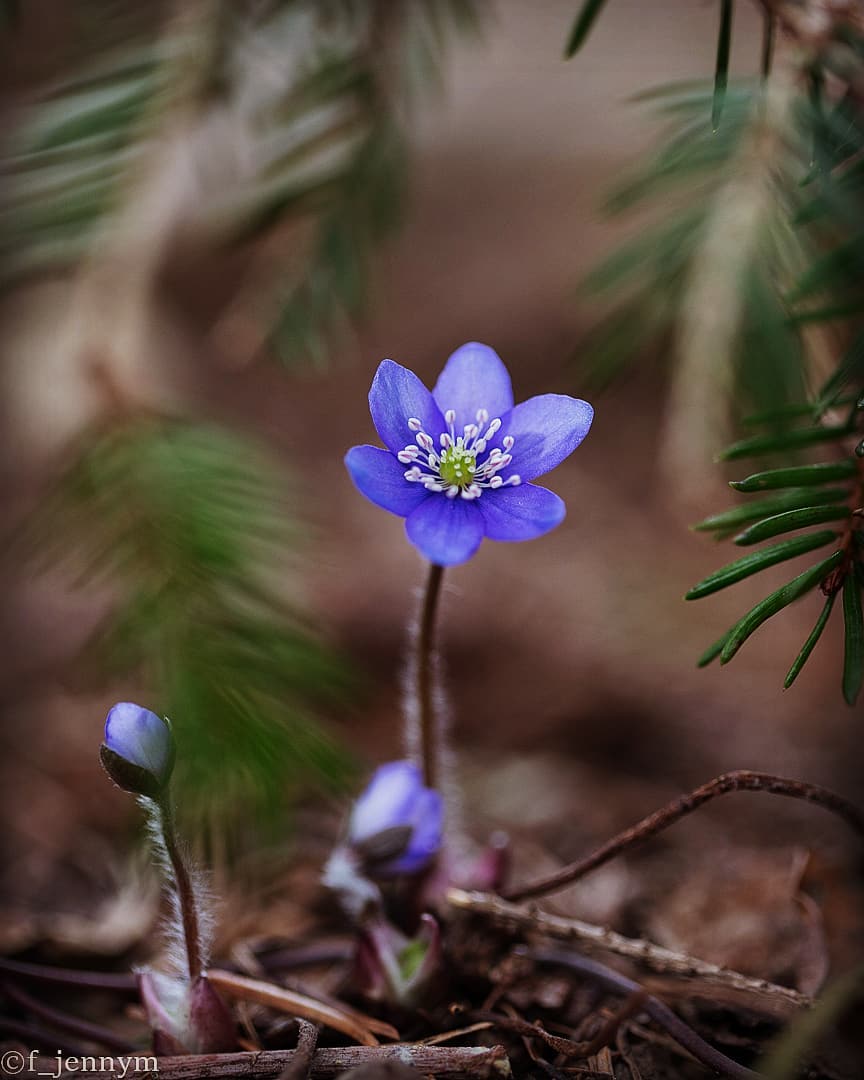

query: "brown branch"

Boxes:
[53, 1046, 512, 1080]
[0, 957, 137, 993]
[446, 888, 811, 1013]
[278, 1020, 318, 1080]
[470, 995, 644, 1062]
[526, 947, 763, 1080]
[504, 770, 864, 903]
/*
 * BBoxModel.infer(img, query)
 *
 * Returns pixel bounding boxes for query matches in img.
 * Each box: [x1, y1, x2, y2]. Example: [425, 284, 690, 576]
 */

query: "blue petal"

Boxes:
[432, 342, 514, 429]
[369, 360, 446, 453]
[104, 702, 172, 780]
[405, 788, 443, 866]
[478, 483, 565, 541]
[405, 496, 484, 566]
[350, 761, 422, 843]
[345, 445, 430, 518]
[502, 394, 593, 481]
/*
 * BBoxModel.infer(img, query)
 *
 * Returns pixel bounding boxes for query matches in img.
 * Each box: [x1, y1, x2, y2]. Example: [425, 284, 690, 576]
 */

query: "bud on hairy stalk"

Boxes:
[99, 701, 236, 1054]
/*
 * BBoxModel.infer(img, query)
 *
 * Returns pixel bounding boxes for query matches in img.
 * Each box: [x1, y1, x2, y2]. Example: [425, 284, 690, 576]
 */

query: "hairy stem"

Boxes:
[157, 797, 203, 981]
[505, 770, 864, 903]
[417, 562, 445, 789]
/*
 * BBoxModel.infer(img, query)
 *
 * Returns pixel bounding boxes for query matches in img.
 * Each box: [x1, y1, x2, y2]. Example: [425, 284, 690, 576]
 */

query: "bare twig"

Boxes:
[504, 771, 864, 903]
[1, 981, 135, 1053]
[0, 957, 137, 993]
[447, 888, 811, 1012]
[526, 947, 763, 1080]
[207, 969, 399, 1047]
[52, 1046, 512, 1080]
[278, 1020, 319, 1080]
[471, 995, 643, 1062]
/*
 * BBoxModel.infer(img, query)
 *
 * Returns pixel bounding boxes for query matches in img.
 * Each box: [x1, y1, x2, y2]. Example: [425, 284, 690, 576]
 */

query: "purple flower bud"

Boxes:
[348, 761, 443, 877]
[100, 702, 174, 798]
[139, 971, 235, 1055]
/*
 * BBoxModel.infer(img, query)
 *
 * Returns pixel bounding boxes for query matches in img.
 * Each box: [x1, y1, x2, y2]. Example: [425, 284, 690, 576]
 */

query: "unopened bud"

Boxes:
[100, 702, 174, 798]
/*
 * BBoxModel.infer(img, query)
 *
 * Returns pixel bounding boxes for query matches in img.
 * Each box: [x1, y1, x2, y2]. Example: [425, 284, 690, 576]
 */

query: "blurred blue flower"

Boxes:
[101, 701, 174, 797]
[345, 342, 594, 565]
[349, 760, 443, 876]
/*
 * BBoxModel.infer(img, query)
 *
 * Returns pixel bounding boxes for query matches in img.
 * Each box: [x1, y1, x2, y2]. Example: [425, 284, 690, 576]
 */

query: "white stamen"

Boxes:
[485, 418, 502, 439]
[403, 403, 522, 500]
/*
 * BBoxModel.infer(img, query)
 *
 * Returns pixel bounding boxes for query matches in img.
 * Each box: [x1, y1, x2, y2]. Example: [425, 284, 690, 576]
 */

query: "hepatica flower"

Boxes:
[349, 760, 443, 877]
[345, 343, 594, 565]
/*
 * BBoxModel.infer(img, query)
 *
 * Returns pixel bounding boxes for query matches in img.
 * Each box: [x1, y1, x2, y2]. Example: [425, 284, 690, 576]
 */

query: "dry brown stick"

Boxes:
[504, 771, 864, 903]
[53, 1046, 512, 1080]
[278, 1020, 319, 1080]
[207, 970, 399, 1047]
[447, 888, 811, 1011]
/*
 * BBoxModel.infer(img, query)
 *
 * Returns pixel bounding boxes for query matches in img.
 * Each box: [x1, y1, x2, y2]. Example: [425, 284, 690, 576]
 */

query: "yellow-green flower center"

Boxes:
[438, 445, 476, 488]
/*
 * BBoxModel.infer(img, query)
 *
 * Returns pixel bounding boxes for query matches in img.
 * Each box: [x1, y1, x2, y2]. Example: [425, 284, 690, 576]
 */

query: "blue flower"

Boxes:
[348, 760, 443, 877]
[345, 342, 594, 565]
[100, 702, 174, 797]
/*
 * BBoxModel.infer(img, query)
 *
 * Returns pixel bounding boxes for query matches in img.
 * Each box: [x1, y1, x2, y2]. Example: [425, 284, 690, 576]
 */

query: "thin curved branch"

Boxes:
[504, 770, 864, 903]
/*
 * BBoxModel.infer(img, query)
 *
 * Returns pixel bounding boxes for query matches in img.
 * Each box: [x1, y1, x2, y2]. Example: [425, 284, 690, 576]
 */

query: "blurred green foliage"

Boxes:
[24, 418, 352, 840]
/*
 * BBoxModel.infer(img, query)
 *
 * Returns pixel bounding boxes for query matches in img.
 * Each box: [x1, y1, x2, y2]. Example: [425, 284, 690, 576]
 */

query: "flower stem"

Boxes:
[417, 562, 445, 790]
[156, 796, 203, 980]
